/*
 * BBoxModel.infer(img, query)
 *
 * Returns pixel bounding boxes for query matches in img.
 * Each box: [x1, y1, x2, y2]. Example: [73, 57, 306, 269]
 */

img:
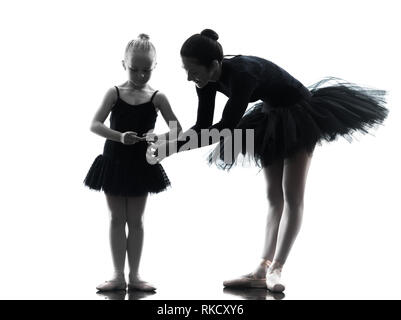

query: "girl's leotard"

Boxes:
[84, 87, 171, 196]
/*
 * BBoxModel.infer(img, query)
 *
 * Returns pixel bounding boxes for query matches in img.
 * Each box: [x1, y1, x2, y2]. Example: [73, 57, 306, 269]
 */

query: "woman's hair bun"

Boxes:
[200, 29, 219, 41]
[138, 33, 150, 41]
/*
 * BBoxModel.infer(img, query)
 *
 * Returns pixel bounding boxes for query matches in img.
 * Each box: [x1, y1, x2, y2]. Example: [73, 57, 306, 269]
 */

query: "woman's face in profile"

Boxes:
[181, 56, 215, 88]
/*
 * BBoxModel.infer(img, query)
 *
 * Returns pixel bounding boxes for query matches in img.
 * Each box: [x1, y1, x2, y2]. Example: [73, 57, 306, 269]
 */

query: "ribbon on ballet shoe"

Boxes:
[265, 269, 285, 293]
[146, 143, 160, 165]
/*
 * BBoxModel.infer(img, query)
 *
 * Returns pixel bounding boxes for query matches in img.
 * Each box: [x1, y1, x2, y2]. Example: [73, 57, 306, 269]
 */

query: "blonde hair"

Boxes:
[124, 33, 156, 60]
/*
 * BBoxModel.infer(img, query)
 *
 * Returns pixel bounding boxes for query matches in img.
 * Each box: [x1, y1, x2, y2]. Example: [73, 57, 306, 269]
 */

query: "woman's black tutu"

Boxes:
[208, 77, 389, 170]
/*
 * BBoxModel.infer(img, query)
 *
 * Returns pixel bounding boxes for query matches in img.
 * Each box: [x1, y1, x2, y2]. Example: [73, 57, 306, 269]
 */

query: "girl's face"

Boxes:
[123, 51, 156, 87]
[181, 56, 219, 89]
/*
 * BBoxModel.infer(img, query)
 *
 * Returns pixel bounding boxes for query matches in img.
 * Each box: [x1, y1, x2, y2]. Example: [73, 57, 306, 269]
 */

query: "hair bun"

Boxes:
[138, 33, 150, 41]
[200, 29, 219, 41]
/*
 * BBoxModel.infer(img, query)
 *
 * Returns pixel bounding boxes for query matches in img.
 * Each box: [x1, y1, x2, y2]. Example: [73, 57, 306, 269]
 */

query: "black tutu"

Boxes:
[84, 87, 171, 197]
[84, 142, 171, 197]
[208, 77, 389, 170]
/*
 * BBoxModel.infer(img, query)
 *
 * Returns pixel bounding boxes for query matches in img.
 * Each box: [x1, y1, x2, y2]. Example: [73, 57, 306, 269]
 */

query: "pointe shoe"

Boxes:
[223, 273, 267, 289]
[96, 279, 127, 291]
[128, 279, 156, 292]
[265, 269, 285, 293]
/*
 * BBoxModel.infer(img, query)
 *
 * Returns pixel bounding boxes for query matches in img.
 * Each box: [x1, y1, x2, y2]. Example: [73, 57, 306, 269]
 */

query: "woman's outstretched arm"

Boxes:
[175, 72, 256, 152]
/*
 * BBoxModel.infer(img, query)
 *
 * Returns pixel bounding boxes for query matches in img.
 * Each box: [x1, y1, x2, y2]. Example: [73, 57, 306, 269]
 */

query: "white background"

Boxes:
[0, 0, 400, 300]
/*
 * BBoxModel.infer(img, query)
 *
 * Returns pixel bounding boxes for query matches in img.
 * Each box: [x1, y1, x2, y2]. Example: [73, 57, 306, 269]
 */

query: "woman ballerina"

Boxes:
[147, 29, 388, 293]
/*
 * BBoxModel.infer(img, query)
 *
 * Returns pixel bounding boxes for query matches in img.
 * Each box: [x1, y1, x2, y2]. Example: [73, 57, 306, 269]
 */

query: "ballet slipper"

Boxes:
[223, 273, 267, 289]
[96, 279, 127, 291]
[128, 279, 156, 292]
[265, 268, 285, 293]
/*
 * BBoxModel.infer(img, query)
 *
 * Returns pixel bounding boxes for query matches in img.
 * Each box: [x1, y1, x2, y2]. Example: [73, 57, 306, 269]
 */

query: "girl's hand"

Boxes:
[142, 132, 159, 143]
[120, 131, 145, 145]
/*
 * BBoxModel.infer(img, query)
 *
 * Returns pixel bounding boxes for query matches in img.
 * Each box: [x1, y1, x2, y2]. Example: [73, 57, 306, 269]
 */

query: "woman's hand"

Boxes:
[120, 131, 145, 145]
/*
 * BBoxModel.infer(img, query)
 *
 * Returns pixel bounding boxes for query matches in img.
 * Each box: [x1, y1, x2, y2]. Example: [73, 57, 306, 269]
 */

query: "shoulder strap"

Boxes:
[114, 86, 120, 98]
[150, 90, 159, 102]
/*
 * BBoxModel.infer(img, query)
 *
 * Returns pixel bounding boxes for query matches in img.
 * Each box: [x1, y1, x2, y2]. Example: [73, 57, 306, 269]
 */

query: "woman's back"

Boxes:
[219, 55, 311, 106]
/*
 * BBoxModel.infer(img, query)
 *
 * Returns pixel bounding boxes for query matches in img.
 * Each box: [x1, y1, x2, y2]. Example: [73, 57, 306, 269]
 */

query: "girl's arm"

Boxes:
[91, 88, 141, 144]
[147, 92, 183, 141]
[90, 87, 122, 142]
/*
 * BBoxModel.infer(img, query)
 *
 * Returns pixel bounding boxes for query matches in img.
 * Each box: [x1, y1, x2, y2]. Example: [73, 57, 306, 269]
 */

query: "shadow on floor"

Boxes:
[95, 288, 284, 300]
[96, 289, 156, 300]
[223, 287, 285, 300]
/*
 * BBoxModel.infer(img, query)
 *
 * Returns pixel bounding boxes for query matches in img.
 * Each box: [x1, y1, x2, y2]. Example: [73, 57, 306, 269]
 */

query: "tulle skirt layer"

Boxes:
[208, 78, 389, 170]
[84, 153, 171, 197]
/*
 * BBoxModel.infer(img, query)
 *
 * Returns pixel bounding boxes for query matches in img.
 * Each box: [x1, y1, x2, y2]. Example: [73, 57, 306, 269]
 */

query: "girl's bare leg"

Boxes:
[96, 194, 128, 291]
[105, 194, 127, 281]
[126, 194, 148, 282]
[126, 194, 156, 291]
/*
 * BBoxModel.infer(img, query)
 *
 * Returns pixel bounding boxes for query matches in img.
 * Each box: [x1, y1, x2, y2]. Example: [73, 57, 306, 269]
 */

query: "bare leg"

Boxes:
[223, 149, 313, 290]
[271, 149, 313, 270]
[105, 194, 127, 281]
[126, 194, 156, 291]
[253, 159, 285, 278]
[223, 159, 285, 288]
[126, 194, 148, 282]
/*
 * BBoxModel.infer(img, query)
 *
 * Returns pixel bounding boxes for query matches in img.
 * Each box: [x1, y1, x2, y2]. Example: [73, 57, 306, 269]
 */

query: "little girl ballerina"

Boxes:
[84, 34, 182, 292]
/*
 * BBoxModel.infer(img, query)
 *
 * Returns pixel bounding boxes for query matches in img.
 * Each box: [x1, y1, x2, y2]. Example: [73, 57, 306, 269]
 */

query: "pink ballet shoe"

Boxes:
[223, 273, 267, 289]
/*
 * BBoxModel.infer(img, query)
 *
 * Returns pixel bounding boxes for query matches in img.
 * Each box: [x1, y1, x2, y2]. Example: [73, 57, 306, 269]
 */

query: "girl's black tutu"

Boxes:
[208, 77, 389, 170]
[84, 141, 171, 197]
[84, 88, 171, 197]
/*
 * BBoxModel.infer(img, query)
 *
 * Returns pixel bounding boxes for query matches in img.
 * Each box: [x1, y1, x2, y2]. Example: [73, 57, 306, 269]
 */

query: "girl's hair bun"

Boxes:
[138, 33, 150, 41]
[200, 29, 219, 41]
